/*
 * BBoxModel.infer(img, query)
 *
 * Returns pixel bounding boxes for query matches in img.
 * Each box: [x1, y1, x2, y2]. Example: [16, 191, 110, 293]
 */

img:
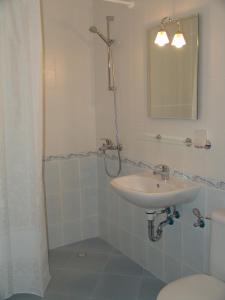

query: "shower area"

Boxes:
[0, 0, 165, 299]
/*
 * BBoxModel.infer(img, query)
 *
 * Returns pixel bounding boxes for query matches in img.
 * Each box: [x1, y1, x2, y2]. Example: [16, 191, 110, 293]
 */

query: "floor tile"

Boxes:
[49, 248, 74, 271]
[138, 277, 165, 300]
[77, 238, 115, 254]
[8, 238, 163, 300]
[92, 274, 142, 300]
[104, 254, 144, 277]
[64, 252, 110, 272]
[46, 269, 99, 297]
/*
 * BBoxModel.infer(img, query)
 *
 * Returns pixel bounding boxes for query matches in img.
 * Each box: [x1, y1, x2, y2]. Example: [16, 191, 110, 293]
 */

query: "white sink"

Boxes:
[111, 171, 200, 209]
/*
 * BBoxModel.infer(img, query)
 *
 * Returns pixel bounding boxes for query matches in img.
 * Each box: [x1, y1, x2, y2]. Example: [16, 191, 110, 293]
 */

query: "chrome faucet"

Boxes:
[99, 138, 122, 153]
[153, 164, 170, 180]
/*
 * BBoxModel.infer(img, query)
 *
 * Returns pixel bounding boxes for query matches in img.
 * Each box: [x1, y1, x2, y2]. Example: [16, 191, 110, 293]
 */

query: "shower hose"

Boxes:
[103, 89, 122, 178]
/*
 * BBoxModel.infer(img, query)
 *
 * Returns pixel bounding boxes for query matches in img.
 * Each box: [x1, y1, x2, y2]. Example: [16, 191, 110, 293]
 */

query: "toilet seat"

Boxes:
[157, 274, 225, 300]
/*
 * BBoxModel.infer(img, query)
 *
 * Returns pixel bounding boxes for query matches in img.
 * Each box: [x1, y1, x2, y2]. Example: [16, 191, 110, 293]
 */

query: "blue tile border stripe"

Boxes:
[44, 151, 97, 162]
[44, 151, 225, 191]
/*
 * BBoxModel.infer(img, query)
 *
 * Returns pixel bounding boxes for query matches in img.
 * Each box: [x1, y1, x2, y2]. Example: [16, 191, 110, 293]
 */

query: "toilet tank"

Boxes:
[210, 209, 225, 281]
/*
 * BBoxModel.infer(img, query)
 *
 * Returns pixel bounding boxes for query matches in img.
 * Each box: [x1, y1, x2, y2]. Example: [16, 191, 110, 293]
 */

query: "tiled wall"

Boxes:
[93, 0, 225, 180]
[97, 156, 225, 283]
[44, 152, 225, 281]
[93, 0, 225, 283]
[44, 155, 98, 249]
[42, 0, 96, 156]
[42, 0, 225, 286]
[42, 0, 98, 250]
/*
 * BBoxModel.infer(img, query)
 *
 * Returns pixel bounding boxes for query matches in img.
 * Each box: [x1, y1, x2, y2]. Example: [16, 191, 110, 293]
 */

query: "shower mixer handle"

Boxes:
[101, 138, 113, 146]
[99, 138, 113, 153]
[99, 138, 122, 153]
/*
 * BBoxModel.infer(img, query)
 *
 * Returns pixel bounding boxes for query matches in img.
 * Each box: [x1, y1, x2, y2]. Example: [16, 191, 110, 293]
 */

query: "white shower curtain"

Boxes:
[0, 0, 50, 298]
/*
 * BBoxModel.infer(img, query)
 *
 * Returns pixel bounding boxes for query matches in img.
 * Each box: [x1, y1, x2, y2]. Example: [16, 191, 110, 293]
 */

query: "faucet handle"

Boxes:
[153, 164, 170, 180]
[155, 164, 170, 171]
[162, 165, 170, 172]
[193, 208, 201, 218]
[101, 138, 113, 145]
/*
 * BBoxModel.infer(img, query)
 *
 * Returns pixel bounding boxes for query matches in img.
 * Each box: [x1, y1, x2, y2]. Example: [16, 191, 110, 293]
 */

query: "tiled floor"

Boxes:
[9, 238, 165, 300]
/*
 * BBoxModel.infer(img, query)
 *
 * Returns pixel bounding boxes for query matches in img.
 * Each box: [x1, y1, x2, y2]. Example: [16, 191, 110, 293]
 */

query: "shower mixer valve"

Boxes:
[99, 138, 122, 153]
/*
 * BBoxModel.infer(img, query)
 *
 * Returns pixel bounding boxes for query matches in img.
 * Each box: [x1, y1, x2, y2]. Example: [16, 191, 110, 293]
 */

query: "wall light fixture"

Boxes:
[154, 17, 186, 48]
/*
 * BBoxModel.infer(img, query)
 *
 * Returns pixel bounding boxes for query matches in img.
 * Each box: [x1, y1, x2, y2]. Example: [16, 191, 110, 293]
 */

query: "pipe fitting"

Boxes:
[193, 208, 206, 228]
[146, 206, 180, 242]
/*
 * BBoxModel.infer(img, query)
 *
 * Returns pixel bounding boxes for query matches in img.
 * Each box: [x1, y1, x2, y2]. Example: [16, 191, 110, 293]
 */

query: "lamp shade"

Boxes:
[154, 30, 170, 47]
[171, 31, 186, 48]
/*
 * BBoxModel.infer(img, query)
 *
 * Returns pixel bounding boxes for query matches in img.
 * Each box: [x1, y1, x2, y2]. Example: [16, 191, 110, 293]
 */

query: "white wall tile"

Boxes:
[63, 189, 81, 221]
[46, 193, 61, 225]
[108, 223, 120, 250]
[203, 226, 210, 274]
[118, 197, 134, 233]
[43, 0, 96, 156]
[132, 235, 146, 267]
[98, 217, 109, 241]
[119, 229, 133, 258]
[63, 220, 82, 245]
[181, 263, 199, 277]
[80, 156, 98, 188]
[98, 188, 108, 218]
[60, 159, 80, 191]
[164, 255, 182, 283]
[82, 216, 99, 240]
[182, 224, 205, 272]
[108, 190, 120, 225]
[45, 156, 99, 249]
[44, 161, 60, 195]
[81, 187, 98, 218]
[146, 244, 164, 280]
[132, 206, 147, 238]
[97, 157, 108, 187]
[48, 223, 63, 250]
[206, 187, 225, 215]
[163, 221, 182, 261]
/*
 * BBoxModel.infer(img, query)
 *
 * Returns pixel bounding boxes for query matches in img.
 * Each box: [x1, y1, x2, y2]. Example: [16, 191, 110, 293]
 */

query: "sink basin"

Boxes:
[110, 171, 200, 209]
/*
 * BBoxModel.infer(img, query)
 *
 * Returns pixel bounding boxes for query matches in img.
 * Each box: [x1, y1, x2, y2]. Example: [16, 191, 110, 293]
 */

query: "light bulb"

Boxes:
[171, 31, 186, 48]
[154, 30, 170, 47]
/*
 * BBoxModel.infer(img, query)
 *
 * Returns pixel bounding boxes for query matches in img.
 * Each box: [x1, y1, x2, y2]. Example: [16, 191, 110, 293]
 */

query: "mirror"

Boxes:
[147, 15, 199, 120]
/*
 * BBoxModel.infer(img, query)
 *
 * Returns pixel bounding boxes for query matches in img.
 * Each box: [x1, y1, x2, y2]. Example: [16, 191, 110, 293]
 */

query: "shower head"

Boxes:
[89, 25, 113, 47]
[89, 26, 98, 33]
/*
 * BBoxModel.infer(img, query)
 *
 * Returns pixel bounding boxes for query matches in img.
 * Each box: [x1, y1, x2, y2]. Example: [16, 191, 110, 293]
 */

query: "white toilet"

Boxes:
[157, 209, 225, 300]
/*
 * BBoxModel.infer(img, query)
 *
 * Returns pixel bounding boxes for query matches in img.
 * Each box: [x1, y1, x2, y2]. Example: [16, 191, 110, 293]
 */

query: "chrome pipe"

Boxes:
[89, 17, 115, 91]
[106, 16, 115, 91]
[146, 207, 180, 242]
